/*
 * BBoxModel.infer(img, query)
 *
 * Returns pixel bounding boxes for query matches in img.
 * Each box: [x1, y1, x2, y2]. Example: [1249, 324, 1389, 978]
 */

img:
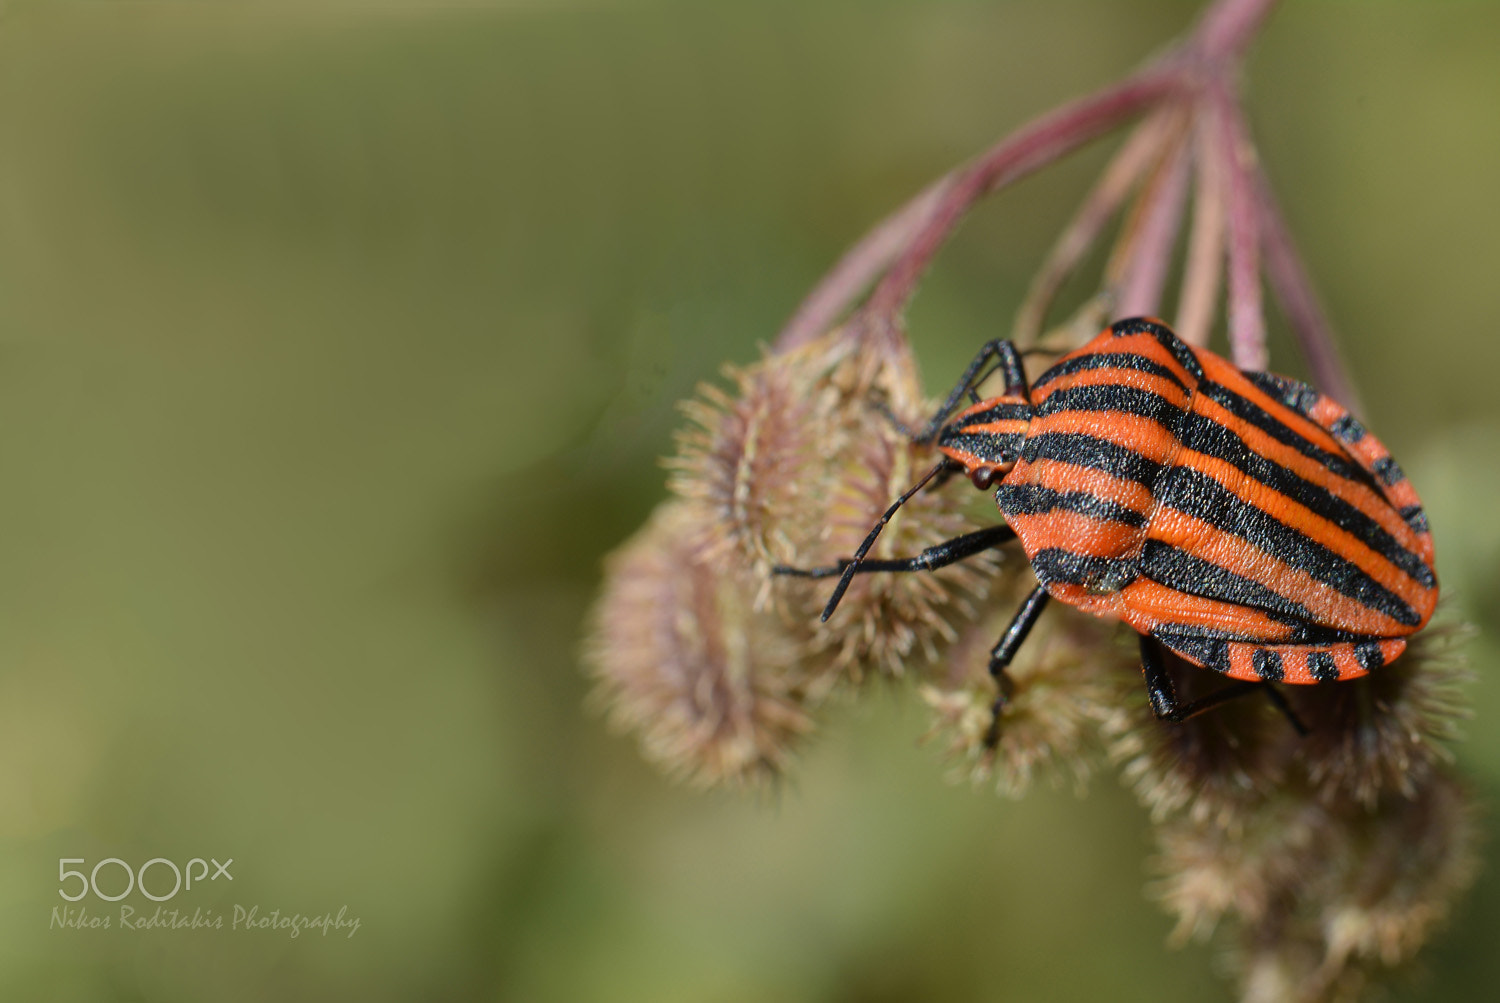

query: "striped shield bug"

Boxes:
[776, 317, 1438, 743]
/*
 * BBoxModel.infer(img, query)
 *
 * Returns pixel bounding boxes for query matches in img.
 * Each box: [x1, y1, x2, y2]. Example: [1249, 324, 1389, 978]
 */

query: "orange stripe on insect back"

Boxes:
[960, 418, 1031, 437]
[1175, 449, 1433, 614]
[1381, 477, 1436, 565]
[1118, 579, 1301, 642]
[1035, 363, 1193, 409]
[1144, 507, 1416, 638]
[1226, 643, 1257, 681]
[1191, 394, 1419, 550]
[1307, 395, 1346, 430]
[1024, 407, 1182, 459]
[1338, 430, 1437, 549]
[937, 444, 987, 471]
[1003, 457, 1157, 513]
[949, 398, 1006, 425]
[1006, 507, 1146, 563]
[1107, 331, 1204, 389]
[1200, 353, 1347, 457]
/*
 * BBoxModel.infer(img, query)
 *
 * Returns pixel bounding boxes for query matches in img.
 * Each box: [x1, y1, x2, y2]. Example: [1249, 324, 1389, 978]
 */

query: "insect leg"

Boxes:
[772, 524, 1016, 580]
[914, 339, 1030, 444]
[1258, 682, 1309, 737]
[983, 585, 1051, 748]
[801, 460, 955, 621]
[1139, 637, 1307, 734]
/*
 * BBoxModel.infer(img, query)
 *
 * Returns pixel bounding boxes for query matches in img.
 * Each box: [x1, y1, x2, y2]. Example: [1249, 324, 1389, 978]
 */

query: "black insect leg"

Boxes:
[1139, 637, 1308, 735]
[872, 351, 1021, 442]
[983, 585, 1051, 748]
[772, 524, 1016, 580]
[1258, 682, 1309, 737]
[914, 339, 1030, 444]
[793, 460, 954, 622]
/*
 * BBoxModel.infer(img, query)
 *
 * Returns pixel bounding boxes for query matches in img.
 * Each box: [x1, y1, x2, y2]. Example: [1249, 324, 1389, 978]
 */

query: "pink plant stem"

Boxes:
[1192, 0, 1282, 61]
[1213, 84, 1268, 371]
[1112, 127, 1193, 320]
[1012, 109, 1179, 345]
[862, 63, 1184, 320]
[774, 176, 955, 352]
[773, 0, 1285, 356]
[1255, 166, 1363, 412]
[1176, 108, 1228, 347]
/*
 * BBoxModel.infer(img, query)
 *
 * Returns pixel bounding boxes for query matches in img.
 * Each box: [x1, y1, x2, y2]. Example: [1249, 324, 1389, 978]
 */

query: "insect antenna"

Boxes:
[820, 459, 953, 622]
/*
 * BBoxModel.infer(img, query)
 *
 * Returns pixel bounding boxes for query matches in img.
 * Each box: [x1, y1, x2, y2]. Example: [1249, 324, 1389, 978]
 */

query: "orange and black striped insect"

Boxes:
[776, 317, 1437, 743]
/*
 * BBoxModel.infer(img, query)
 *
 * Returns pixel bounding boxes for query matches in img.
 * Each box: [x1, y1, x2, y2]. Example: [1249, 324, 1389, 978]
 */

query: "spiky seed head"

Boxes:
[584, 502, 813, 787]
[922, 581, 1134, 797]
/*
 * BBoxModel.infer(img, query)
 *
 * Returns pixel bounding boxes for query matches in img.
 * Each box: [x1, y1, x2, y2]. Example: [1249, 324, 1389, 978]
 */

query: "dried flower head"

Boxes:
[1317, 769, 1481, 972]
[667, 332, 862, 577]
[1153, 796, 1330, 945]
[1237, 932, 1369, 1003]
[585, 501, 812, 787]
[670, 324, 1001, 685]
[1109, 648, 1295, 831]
[1151, 757, 1481, 1002]
[923, 582, 1134, 797]
[1294, 622, 1474, 809]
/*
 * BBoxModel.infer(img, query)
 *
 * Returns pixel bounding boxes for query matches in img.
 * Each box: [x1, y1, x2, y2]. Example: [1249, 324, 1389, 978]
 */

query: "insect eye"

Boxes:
[969, 467, 998, 490]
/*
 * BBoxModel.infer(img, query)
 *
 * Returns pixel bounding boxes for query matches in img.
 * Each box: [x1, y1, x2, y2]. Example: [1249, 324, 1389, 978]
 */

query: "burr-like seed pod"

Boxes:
[670, 325, 1000, 687]
[1108, 648, 1294, 831]
[668, 333, 858, 579]
[923, 580, 1134, 797]
[585, 501, 812, 787]
[1152, 795, 1329, 944]
[1316, 768, 1481, 971]
[1293, 624, 1474, 809]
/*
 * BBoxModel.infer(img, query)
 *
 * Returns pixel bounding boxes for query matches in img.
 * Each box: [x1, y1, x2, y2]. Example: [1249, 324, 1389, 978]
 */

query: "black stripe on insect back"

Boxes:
[1373, 456, 1405, 487]
[954, 402, 1031, 428]
[1029, 549, 1138, 591]
[1019, 432, 1164, 488]
[1307, 650, 1339, 683]
[1176, 410, 1436, 589]
[1197, 382, 1372, 487]
[1109, 318, 1206, 380]
[1331, 414, 1367, 444]
[1139, 539, 1313, 623]
[1243, 371, 1321, 418]
[996, 483, 1148, 527]
[942, 431, 1021, 463]
[1031, 351, 1192, 396]
[1033, 384, 1187, 430]
[1399, 505, 1430, 535]
[1355, 641, 1386, 672]
[1150, 630, 1230, 673]
[1153, 466, 1423, 627]
[1252, 648, 1285, 682]
[1155, 619, 1363, 647]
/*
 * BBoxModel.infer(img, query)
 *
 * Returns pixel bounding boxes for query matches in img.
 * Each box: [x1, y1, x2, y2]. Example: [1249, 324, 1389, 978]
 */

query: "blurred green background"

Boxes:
[2, 1, 1498, 1000]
